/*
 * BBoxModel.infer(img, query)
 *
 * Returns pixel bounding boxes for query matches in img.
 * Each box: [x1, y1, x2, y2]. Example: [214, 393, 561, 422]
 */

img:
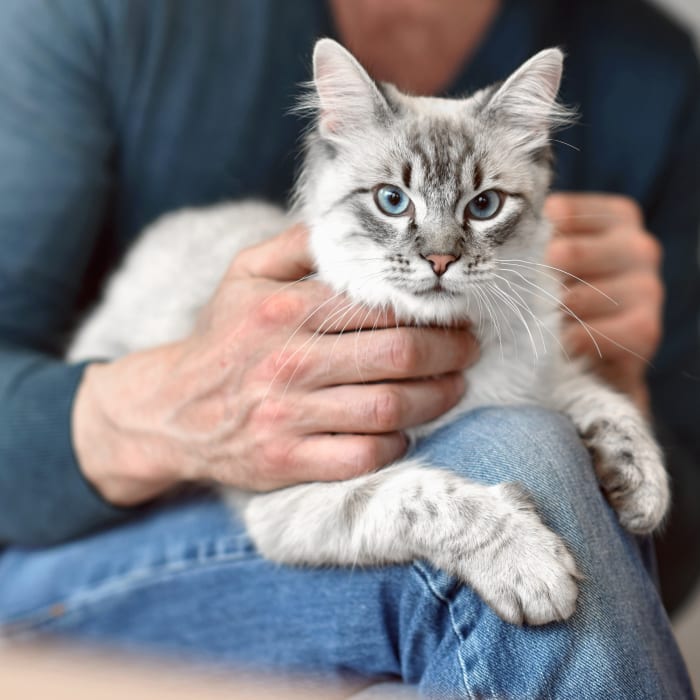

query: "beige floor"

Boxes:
[676, 584, 700, 693]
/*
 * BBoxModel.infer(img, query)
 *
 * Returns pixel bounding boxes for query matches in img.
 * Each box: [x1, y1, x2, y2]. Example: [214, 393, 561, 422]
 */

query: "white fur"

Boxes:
[68, 41, 668, 626]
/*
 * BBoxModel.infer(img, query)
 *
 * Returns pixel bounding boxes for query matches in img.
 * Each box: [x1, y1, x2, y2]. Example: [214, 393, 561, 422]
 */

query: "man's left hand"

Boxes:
[545, 193, 664, 414]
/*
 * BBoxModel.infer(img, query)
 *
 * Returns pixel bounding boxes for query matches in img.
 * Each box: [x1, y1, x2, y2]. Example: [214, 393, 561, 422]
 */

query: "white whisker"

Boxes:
[491, 272, 547, 354]
[499, 258, 619, 306]
[497, 266, 604, 358]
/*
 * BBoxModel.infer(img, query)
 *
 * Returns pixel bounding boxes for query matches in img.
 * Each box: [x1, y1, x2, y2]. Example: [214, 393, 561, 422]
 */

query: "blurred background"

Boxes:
[653, 0, 700, 42]
[649, 0, 700, 691]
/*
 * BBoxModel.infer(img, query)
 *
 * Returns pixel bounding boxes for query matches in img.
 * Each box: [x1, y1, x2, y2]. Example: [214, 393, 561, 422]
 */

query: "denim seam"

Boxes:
[412, 563, 476, 700]
[1, 544, 257, 633]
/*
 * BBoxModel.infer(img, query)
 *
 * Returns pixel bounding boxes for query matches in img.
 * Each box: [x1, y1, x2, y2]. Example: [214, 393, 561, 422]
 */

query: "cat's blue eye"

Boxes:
[374, 185, 412, 217]
[466, 190, 503, 220]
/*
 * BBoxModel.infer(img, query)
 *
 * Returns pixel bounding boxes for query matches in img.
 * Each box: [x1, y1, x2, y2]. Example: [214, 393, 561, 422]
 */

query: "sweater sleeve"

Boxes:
[0, 0, 132, 545]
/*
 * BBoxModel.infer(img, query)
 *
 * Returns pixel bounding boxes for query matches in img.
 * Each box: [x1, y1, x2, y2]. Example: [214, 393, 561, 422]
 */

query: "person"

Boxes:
[0, 0, 697, 697]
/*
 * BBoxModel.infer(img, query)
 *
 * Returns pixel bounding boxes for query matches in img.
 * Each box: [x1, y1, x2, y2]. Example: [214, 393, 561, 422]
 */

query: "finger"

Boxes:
[306, 296, 401, 333]
[303, 326, 478, 386]
[562, 271, 663, 320]
[229, 223, 315, 280]
[545, 193, 644, 235]
[298, 374, 466, 434]
[287, 432, 409, 483]
[546, 227, 661, 278]
[250, 280, 402, 334]
[307, 297, 470, 333]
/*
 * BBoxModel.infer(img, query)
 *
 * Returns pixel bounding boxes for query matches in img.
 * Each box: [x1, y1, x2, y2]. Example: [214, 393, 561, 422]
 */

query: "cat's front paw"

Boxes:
[582, 420, 670, 535]
[448, 484, 580, 626]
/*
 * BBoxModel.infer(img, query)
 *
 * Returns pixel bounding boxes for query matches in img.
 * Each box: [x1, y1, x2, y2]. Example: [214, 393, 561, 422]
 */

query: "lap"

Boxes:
[0, 406, 691, 698]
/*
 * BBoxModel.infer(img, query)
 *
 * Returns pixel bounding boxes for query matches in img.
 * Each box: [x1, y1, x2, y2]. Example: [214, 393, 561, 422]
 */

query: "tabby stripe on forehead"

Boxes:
[402, 162, 412, 189]
[411, 141, 432, 177]
[473, 161, 483, 192]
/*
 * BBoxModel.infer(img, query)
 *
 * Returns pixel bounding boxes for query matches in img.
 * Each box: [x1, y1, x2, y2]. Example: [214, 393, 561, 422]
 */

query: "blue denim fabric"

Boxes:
[0, 407, 693, 699]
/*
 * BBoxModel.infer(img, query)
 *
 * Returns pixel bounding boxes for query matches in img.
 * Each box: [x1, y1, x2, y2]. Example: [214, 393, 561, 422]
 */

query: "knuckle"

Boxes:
[387, 330, 420, 372]
[370, 388, 403, 431]
[254, 292, 307, 327]
[256, 348, 307, 385]
[636, 234, 663, 267]
[252, 290, 307, 327]
[259, 440, 295, 477]
[251, 399, 291, 430]
[350, 438, 383, 473]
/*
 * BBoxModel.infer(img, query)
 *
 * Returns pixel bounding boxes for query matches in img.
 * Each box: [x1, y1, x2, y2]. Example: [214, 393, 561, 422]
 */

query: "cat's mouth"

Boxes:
[411, 281, 460, 298]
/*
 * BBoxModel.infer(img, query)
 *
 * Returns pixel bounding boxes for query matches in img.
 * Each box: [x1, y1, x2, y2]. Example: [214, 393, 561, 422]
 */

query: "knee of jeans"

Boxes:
[423, 405, 596, 509]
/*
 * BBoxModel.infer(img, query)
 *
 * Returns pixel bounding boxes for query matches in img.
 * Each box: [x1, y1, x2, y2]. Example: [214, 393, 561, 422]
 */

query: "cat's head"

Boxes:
[297, 39, 573, 324]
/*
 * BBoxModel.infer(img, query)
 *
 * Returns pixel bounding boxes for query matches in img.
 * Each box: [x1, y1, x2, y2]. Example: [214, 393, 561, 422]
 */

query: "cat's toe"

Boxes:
[611, 479, 670, 534]
[508, 540, 579, 626]
[599, 453, 670, 535]
[483, 568, 579, 626]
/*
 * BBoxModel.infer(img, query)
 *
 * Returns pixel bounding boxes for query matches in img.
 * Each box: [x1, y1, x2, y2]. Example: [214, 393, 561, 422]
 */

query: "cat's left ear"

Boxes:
[484, 48, 572, 143]
[312, 38, 392, 139]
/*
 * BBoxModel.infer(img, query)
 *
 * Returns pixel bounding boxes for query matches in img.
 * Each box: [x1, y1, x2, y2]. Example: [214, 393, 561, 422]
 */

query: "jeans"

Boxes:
[0, 407, 693, 699]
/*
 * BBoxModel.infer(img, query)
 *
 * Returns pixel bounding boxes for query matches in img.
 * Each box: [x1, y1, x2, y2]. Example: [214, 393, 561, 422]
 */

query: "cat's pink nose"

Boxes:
[424, 254, 459, 277]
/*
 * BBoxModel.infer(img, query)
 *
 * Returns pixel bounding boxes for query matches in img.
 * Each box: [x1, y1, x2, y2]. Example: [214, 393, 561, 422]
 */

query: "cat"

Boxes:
[68, 39, 669, 626]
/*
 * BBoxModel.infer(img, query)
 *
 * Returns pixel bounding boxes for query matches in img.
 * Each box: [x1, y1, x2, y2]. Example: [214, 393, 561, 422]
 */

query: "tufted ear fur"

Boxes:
[312, 38, 392, 139]
[485, 48, 573, 145]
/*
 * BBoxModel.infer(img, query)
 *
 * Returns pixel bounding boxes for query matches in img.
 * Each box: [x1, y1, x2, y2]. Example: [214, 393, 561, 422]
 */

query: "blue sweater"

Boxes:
[0, 0, 699, 547]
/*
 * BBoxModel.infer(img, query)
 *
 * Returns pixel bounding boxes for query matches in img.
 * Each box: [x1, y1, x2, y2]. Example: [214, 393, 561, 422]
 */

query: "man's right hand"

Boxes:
[72, 225, 477, 507]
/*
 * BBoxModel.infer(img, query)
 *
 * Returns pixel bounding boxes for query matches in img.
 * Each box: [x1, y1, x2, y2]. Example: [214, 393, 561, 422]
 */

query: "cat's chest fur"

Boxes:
[410, 314, 558, 440]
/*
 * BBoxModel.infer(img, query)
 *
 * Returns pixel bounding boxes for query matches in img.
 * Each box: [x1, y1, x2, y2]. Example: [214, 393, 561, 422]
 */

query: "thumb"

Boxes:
[228, 223, 315, 281]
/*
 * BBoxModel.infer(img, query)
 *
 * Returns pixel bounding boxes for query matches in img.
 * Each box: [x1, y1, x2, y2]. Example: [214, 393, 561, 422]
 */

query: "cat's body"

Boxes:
[68, 40, 669, 625]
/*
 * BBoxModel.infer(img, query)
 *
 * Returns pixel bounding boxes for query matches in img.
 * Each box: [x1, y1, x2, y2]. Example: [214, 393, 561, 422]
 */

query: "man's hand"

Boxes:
[545, 193, 664, 412]
[73, 225, 477, 506]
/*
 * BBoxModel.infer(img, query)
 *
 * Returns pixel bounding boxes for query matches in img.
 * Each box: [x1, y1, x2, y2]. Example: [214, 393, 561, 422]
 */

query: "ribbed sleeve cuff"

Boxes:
[0, 355, 136, 547]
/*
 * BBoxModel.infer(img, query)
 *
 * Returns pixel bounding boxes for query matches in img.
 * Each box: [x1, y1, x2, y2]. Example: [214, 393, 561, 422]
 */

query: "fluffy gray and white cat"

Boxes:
[68, 39, 669, 626]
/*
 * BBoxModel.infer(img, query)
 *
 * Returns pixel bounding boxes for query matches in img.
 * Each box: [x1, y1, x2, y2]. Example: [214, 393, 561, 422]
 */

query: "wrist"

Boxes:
[71, 348, 182, 507]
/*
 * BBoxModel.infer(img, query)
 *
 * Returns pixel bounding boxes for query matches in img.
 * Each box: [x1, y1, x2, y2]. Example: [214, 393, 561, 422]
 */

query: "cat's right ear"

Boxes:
[312, 38, 391, 138]
[483, 48, 574, 148]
